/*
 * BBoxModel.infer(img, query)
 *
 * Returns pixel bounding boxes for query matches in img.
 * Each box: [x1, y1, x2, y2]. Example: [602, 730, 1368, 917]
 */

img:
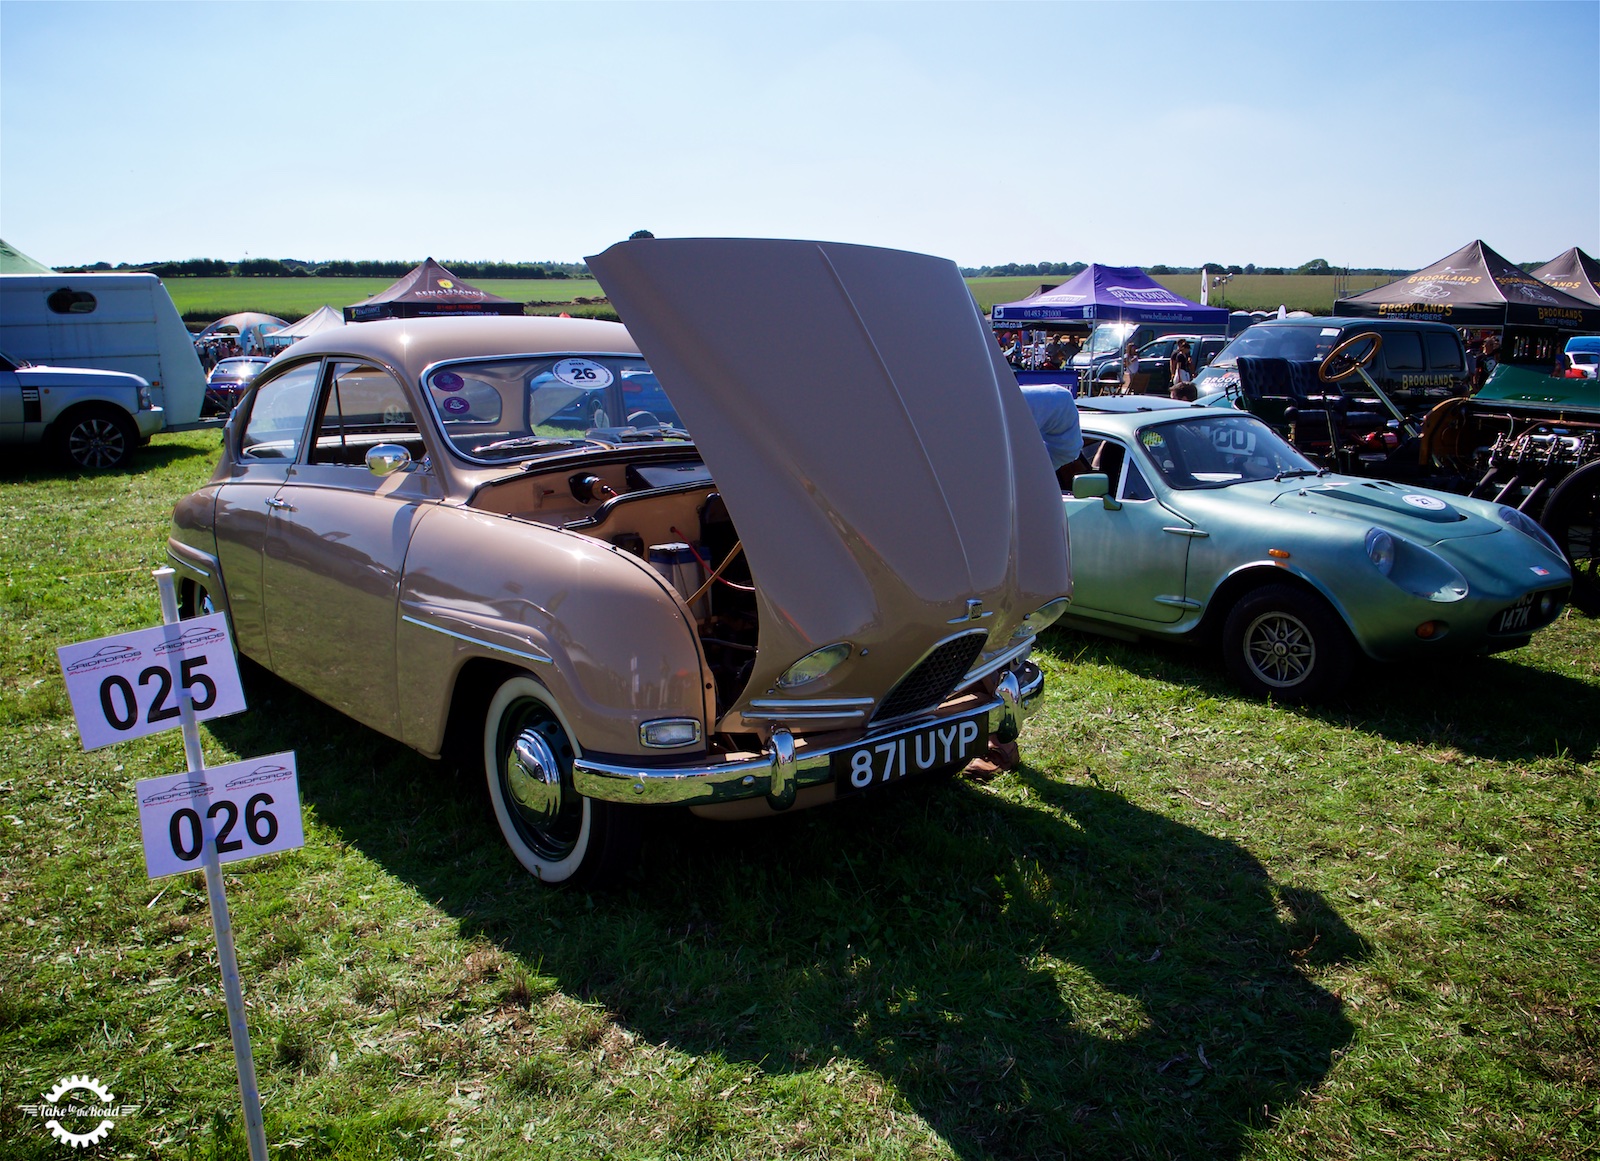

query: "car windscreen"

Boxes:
[1135, 414, 1318, 490]
[1083, 324, 1135, 356]
[1212, 325, 1344, 365]
[422, 354, 688, 463]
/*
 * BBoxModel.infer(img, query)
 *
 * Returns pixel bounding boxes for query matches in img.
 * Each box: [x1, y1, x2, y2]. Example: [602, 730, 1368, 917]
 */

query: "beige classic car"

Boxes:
[168, 238, 1071, 885]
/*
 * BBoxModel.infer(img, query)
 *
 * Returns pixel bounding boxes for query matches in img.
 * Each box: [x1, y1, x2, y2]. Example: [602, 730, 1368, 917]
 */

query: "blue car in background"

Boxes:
[546, 366, 684, 431]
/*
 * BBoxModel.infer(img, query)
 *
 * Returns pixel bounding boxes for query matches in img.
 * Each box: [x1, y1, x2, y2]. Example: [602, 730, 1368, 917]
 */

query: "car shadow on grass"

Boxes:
[209, 675, 1363, 1160]
[0, 438, 210, 481]
[1055, 624, 1599, 766]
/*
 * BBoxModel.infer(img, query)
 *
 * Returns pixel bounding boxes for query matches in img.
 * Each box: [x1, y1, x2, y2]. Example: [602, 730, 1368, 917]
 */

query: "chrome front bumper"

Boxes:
[573, 661, 1044, 811]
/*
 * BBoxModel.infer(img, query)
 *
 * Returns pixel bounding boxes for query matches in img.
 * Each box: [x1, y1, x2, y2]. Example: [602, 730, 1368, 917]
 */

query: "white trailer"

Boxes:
[0, 272, 207, 427]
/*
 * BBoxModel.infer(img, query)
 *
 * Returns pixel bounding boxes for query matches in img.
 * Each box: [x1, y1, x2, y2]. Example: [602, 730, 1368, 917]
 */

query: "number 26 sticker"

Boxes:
[56, 615, 248, 750]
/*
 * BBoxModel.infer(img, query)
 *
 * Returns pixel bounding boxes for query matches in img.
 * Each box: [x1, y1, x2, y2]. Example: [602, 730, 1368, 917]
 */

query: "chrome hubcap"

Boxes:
[1244, 612, 1315, 687]
[507, 728, 563, 828]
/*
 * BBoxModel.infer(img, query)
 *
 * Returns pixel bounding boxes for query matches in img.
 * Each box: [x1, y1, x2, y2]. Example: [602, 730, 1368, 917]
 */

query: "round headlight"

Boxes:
[777, 643, 852, 689]
[1365, 528, 1395, 576]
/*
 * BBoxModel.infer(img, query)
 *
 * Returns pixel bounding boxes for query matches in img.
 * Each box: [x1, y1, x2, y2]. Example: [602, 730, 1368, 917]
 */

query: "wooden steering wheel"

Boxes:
[1319, 331, 1383, 383]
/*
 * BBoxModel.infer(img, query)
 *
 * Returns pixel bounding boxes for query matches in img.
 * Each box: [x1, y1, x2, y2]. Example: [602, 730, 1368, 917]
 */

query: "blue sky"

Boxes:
[2, 1, 1595, 270]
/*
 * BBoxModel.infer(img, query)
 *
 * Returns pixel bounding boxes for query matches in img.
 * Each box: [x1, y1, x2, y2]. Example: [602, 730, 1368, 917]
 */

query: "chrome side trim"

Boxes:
[400, 614, 553, 664]
[1163, 526, 1209, 538]
[165, 540, 216, 580]
[574, 660, 1045, 809]
[1153, 596, 1203, 609]
[747, 696, 875, 711]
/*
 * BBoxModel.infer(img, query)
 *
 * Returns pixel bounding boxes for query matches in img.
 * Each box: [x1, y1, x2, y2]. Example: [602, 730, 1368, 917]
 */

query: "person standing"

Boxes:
[1120, 340, 1140, 395]
[1169, 338, 1196, 401]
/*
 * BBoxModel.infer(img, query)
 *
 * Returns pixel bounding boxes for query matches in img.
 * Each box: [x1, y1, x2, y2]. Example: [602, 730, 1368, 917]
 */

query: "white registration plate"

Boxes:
[832, 713, 989, 796]
[1490, 593, 1536, 634]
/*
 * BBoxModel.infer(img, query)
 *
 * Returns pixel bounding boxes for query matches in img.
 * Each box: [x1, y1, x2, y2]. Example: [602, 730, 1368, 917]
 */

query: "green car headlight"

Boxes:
[1365, 528, 1395, 576]
[777, 643, 852, 689]
[1497, 506, 1562, 557]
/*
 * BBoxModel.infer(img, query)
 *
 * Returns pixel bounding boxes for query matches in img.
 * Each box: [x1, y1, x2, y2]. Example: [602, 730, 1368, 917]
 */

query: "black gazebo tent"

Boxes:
[1333, 239, 1600, 331]
[344, 258, 525, 322]
[1533, 247, 1600, 309]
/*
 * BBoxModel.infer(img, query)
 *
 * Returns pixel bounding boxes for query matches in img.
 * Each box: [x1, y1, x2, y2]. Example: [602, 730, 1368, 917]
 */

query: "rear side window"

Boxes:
[1384, 330, 1425, 371]
[1425, 332, 1464, 371]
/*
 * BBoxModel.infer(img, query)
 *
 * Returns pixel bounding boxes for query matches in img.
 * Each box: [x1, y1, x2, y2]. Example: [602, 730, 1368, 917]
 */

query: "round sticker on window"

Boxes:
[1402, 493, 1447, 511]
[552, 359, 613, 390]
[433, 371, 464, 392]
[441, 396, 471, 415]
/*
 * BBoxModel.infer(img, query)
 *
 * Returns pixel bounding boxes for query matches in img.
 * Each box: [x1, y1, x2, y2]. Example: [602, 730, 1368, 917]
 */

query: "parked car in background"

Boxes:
[1565, 336, 1599, 379]
[203, 355, 273, 416]
[167, 238, 1070, 886]
[1057, 396, 1570, 701]
[1193, 317, 1470, 409]
[1, 348, 162, 470]
[1089, 334, 1229, 395]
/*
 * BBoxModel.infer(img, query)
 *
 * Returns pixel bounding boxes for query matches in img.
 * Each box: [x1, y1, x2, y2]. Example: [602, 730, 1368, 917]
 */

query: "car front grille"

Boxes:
[871, 632, 987, 724]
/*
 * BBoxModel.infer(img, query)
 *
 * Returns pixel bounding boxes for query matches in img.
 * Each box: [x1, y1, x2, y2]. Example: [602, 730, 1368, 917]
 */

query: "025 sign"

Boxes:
[56, 615, 247, 750]
[137, 754, 305, 880]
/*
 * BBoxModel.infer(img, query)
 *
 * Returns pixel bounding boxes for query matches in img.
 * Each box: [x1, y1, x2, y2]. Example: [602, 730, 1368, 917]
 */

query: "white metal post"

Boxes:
[153, 567, 267, 1161]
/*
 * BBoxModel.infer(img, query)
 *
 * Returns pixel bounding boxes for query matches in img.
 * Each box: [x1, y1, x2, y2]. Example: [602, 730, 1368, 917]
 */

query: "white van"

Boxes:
[0, 273, 206, 427]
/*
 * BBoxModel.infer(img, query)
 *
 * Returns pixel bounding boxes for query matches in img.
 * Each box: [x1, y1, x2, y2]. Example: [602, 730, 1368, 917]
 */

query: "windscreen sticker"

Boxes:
[433, 371, 464, 392]
[1213, 426, 1257, 455]
[441, 396, 471, 415]
[552, 359, 614, 390]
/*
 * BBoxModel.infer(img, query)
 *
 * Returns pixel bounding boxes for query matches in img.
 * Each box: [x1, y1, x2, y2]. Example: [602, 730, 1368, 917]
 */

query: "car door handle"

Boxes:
[266, 497, 293, 511]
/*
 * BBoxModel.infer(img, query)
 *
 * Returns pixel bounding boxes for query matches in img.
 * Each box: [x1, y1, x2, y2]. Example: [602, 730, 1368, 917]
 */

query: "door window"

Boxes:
[1424, 332, 1464, 371]
[239, 362, 321, 460]
[309, 362, 420, 465]
[1384, 331, 1425, 371]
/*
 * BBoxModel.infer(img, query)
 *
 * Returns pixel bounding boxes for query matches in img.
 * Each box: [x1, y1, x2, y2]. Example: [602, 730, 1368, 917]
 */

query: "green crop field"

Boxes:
[165, 273, 1395, 329]
[163, 278, 607, 325]
[2, 433, 1596, 1159]
[968, 274, 1397, 318]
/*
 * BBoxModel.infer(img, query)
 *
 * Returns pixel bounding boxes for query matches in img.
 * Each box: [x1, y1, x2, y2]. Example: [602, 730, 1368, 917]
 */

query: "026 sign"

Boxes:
[136, 754, 304, 880]
[56, 615, 247, 750]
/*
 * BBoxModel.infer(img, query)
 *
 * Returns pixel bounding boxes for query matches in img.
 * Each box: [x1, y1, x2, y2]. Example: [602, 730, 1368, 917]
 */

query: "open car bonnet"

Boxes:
[588, 238, 1069, 713]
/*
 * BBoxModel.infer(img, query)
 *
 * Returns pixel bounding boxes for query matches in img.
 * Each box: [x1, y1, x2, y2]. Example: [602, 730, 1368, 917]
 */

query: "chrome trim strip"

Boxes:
[1153, 595, 1202, 609]
[960, 637, 1035, 687]
[1163, 526, 1209, 538]
[739, 709, 868, 723]
[574, 660, 1045, 809]
[400, 614, 553, 664]
[164, 542, 215, 580]
[747, 696, 875, 711]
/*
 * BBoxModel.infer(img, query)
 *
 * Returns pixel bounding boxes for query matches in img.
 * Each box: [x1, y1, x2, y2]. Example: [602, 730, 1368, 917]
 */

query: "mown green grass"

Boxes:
[969, 274, 1396, 317]
[1, 432, 1596, 1159]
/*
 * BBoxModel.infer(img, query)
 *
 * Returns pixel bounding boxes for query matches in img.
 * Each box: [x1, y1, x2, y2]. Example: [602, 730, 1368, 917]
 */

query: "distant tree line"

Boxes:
[57, 258, 590, 279]
[959, 258, 1417, 278]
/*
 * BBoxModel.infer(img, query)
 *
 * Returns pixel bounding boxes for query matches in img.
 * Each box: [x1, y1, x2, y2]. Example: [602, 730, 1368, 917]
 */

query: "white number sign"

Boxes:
[136, 753, 304, 880]
[56, 615, 247, 750]
[551, 358, 614, 390]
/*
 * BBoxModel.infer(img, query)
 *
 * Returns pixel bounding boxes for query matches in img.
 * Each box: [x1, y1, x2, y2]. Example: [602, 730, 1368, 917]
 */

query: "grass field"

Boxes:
[165, 273, 1389, 327]
[968, 274, 1396, 318]
[2, 432, 1596, 1159]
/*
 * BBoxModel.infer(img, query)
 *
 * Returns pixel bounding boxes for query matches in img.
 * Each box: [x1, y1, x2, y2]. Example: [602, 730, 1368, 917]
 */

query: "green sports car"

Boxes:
[1061, 398, 1572, 700]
